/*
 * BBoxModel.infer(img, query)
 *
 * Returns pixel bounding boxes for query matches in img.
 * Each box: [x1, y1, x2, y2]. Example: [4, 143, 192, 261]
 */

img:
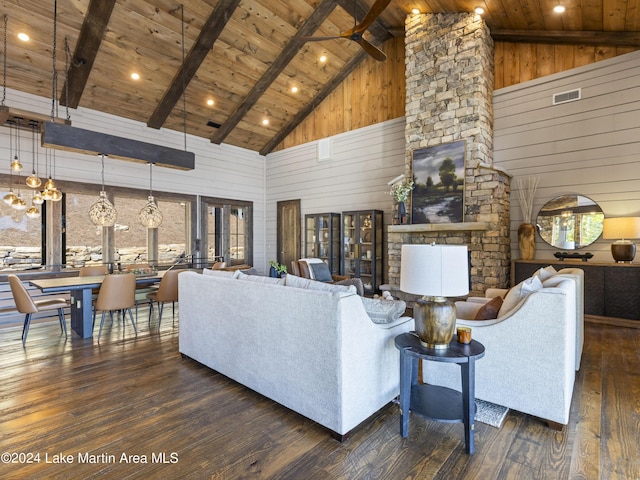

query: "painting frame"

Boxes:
[410, 140, 466, 224]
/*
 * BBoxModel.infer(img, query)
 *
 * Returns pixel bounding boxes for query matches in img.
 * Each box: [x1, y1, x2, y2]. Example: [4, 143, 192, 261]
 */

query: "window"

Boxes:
[0, 187, 43, 269]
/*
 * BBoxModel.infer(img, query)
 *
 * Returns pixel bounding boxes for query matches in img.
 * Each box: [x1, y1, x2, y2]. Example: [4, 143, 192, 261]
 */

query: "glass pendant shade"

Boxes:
[26, 205, 40, 218]
[3, 190, 17, 205]
[49, 188, 62, 202]
[41, 188, 53, 201]
[11, 195, 27, 210]
[26, 170, 42, 188]
[89, 191, 117, 227]
[32, 191, 44, 205]
[139, 195, 163, 228]
[11, 156, 22, 172]
[44, 177, 55, 191]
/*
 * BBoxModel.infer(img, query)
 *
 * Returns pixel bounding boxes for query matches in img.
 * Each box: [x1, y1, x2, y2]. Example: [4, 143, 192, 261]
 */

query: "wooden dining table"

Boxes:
[29, 272, 165, 339]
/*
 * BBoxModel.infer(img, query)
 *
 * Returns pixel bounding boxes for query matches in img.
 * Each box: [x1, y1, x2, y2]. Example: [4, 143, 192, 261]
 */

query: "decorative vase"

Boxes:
[269, 266, 278, 278]
[398, 201, 407, 224]
[518, 223, 536, 260]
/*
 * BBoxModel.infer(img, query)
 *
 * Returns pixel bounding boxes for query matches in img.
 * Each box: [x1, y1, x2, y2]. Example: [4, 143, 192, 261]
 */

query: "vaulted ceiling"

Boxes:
[1, 0, 638, 155]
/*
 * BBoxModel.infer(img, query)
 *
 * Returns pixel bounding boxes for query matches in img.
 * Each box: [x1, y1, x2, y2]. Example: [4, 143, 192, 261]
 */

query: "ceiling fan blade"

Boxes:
[353, 0, 393, 34]
[353, 37, 386, 61]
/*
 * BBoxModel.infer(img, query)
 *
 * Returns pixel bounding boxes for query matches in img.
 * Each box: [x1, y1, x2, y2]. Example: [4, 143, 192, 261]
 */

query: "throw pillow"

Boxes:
[202, 268, 235, 278]
[534, 265, 557, 281]
[298, 258, 324, 279]
[473, 295, 504, 320]
[284, 273, 356, 294]
[361, 297, 407, 324]
[234, 270, 285, 285]
[336, 278, 364, 296]
[310, 262, 333, 282]
[498, 275, 544, 317]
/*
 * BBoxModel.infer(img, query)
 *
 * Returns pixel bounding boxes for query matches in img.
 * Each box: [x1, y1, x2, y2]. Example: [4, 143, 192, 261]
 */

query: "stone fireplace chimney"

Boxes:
[387, 13, 511, 294]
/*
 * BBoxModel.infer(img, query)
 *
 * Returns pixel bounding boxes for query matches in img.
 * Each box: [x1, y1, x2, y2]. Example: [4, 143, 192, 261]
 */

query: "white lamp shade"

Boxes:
[400, 244, 469, 297]
[602, 217, 640, 240]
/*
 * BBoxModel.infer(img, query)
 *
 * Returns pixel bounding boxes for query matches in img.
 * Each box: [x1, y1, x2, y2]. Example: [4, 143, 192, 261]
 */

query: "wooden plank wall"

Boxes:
[277, 38, 639, 152]
[493, 50, 640, 263]
[494, 42, 640, 90]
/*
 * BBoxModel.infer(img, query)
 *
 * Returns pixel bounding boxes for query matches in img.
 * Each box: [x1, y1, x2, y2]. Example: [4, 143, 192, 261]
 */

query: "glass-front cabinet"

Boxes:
[304, 213, 341, 274]
[341, 210, 383, 294]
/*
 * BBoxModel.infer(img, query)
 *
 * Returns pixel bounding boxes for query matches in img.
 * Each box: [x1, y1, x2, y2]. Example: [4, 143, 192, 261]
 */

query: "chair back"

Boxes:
[290, 260, 301, 276]
[95, 274, 136, 311]
[79, 265, 108, 276]
[212, 261, 227, 270]
[8, 275, 38, 314]
[155, 270, 180, 302]
[298, 261, 312, 279]
[125, 263, 149, 272]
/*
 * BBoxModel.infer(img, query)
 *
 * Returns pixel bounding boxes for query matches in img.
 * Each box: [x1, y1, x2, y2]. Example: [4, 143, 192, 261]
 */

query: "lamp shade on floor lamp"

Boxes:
[603, 217, 640, 263]
[400, 244, 469, 348]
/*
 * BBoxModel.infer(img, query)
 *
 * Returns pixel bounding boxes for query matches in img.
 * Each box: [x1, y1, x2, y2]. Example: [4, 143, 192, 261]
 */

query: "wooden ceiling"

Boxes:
[1, 0, 639, 155]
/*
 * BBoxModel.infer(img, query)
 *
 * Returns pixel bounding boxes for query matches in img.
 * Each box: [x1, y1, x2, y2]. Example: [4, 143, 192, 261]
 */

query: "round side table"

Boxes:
[395, 332, 485, 454]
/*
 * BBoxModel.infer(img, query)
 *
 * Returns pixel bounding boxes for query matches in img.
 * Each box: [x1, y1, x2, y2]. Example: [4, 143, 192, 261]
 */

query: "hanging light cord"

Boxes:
[181, 4, 187, 152]
[50, 0, 58, 122]
[64, 37, 71, 121]
[100, 154, 106, 190]
[2, 15, 7, 106]
[149, 163, 153, 197]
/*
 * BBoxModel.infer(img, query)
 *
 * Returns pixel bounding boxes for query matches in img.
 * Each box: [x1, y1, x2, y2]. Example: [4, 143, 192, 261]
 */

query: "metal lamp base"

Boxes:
[414, 296, 456, 349]
[611, 241, 636, 263]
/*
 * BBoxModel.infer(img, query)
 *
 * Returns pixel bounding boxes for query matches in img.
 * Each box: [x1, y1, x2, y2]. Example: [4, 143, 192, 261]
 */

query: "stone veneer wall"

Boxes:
[389, 13, 511, 294]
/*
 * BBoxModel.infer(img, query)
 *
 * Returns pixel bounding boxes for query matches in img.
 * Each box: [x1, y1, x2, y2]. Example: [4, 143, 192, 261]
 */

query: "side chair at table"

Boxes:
[94, 273, 137, 342]
[8, 274, 69, 347]
[147, 269, 180, 328]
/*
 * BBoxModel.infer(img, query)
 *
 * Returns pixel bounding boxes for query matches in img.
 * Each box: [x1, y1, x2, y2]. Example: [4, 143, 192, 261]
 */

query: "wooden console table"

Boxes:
[513, 260, 640, 321]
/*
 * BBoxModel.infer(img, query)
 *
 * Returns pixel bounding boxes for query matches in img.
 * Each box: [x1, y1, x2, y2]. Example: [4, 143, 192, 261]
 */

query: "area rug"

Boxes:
[475, 399, 509, 428]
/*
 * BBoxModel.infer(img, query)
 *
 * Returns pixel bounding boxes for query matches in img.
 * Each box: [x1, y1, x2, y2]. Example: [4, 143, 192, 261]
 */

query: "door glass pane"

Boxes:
[207, 206, 222, 262]
[157, 199, 186, 264]
[230, 206, 247, 264]
[65, 191, 103, 266]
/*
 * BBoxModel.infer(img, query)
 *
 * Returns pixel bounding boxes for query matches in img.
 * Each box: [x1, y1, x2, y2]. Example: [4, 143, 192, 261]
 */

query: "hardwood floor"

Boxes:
[1, 310, 639, 480]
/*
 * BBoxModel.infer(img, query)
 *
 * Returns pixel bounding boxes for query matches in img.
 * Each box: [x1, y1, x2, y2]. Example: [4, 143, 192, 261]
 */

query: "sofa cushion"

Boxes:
[284, 273, 356, 294]
[203, 268, 235, 278]
[361, 297, 407, 324]
[473, 295, 503, 320]
[498, 275, 543, 317]
[234, 270, 285, 285]
[310, 262, 333, 282]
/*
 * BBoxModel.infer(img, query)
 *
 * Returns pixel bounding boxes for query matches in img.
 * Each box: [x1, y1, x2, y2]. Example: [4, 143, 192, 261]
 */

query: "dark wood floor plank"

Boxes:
[1, 317, 639, 479]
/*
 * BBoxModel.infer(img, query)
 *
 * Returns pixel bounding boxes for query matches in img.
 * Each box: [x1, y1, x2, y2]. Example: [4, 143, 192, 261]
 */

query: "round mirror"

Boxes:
[536, 194, 604, 249]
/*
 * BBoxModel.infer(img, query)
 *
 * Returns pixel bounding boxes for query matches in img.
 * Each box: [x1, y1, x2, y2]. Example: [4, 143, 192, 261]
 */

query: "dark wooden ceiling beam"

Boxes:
[260, 48, 370, 156]
[492, 29, 640, 46]
[147, 0, 241, 130]
[60, 0, 117, 108]
[210, 0, 338, 145]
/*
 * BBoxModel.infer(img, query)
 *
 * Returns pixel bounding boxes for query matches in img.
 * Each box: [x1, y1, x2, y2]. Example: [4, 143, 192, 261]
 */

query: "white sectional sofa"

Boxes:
[422, 268, 583, 427]
[178, 271, 413, 438]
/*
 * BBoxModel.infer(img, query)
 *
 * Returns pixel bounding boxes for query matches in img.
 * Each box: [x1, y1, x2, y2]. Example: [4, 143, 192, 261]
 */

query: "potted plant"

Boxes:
[269, 260, 287, 278]
[389, 180, 414, 224]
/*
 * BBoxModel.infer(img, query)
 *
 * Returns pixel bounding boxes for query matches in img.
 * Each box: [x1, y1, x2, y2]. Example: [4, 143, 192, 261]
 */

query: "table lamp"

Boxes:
[400, 244, 469, 349]
[602, 217, 640, 263]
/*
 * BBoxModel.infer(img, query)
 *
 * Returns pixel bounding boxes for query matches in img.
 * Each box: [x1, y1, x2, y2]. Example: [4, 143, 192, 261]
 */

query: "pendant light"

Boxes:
[11, 190, 27, 210]
[88, 154, 117, 226]
[3, 121, 17, 205]
[10, 117, 23, 172]
[25, 121, 42, 188]
[138, 163, 163, 228]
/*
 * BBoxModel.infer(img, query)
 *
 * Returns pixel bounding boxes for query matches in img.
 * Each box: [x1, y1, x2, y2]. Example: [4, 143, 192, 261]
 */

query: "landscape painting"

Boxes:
[411, 141, 465, 224]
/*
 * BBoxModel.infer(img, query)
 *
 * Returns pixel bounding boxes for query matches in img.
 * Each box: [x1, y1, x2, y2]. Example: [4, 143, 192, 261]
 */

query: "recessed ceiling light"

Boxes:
[474, 6, 485, 15]
[291, 86, 298, 93]
[553, 5, 566, 13]
[411, 8, 420, 15]
[319, 54, 327, 63]
[262, 119, 269, 126]
[131, 72, 140, 80]
[206, 99, 214, 106]
[17, 32, 29, 42]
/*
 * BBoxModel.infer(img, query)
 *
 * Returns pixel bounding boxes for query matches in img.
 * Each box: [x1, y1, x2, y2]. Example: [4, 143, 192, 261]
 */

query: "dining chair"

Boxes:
[94, 273, 137, 342]
[147, 269, 180, 328]
[8, 274, 69, 346]
[212, 261, 226, 270]
[79, 265, 108, 276]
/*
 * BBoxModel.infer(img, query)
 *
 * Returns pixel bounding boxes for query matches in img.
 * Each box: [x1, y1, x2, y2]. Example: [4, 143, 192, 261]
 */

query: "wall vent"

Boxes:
[552, 88, 581, 105]
[317, 138, 332, 162]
